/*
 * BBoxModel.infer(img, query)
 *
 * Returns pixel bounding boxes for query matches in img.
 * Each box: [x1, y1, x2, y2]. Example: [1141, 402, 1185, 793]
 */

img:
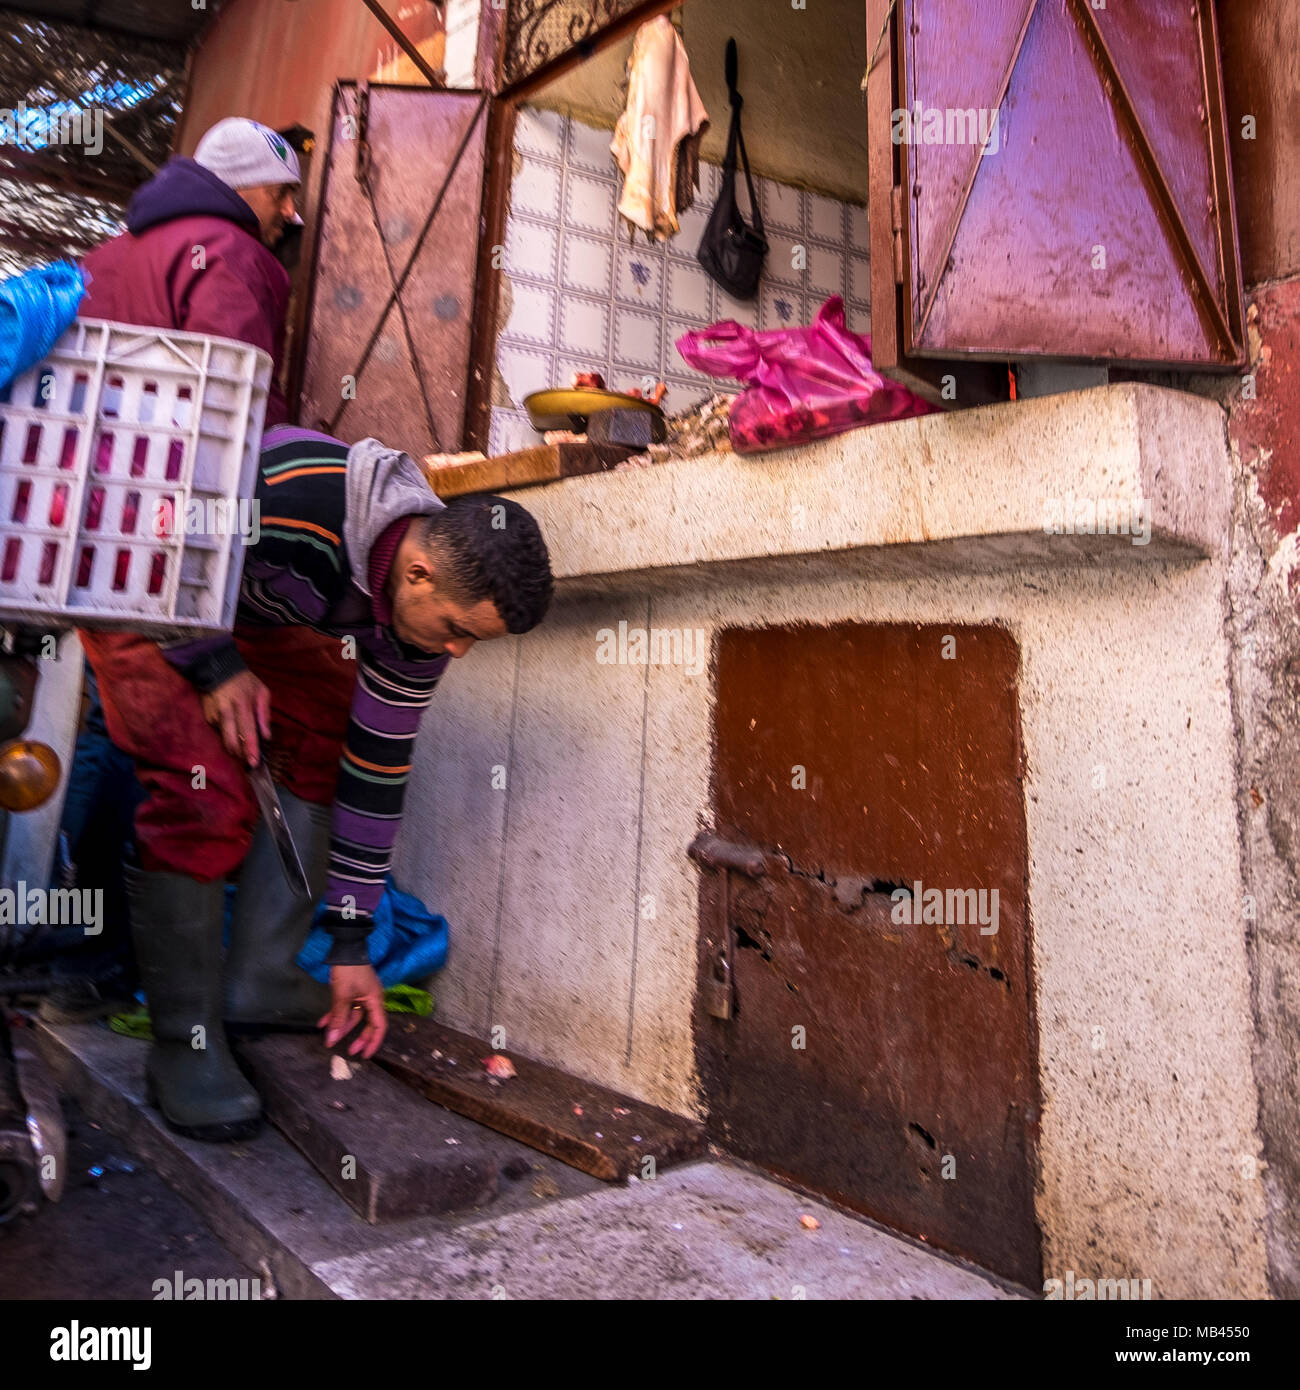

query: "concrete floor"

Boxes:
[315, 1160, 1018, 1300]
[0, 1096, 260, 1301]
[35, 1019, 1020, 1300]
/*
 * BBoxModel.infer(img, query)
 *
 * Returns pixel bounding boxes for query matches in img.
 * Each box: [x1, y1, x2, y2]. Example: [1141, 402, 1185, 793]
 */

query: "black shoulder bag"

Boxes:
[697, 38, 768, 300]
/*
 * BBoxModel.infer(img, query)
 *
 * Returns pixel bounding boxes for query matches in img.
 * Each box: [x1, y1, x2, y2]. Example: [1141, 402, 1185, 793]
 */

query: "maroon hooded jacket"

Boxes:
[80, 156, 291, 425]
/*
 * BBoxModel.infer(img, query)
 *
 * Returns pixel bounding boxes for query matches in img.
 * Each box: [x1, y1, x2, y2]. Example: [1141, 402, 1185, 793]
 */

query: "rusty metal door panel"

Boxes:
[697, 623, 1040, 1287]
[1217, 3, 1300, 285]
[902, 0, 1034, 338]
[1088, 2, 1227, 305]
[894, 0, 1245, 368]
[299, 85, 489, 455]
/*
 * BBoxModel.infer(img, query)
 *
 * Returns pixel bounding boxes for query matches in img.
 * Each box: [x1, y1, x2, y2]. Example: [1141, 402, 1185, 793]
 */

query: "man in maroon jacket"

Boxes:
[80, 116, 300, 424]
[60, 118, 301, 1039]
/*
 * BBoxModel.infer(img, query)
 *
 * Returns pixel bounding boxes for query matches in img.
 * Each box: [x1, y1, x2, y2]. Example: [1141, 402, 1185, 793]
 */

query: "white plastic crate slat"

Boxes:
[0, 319, 271, 638]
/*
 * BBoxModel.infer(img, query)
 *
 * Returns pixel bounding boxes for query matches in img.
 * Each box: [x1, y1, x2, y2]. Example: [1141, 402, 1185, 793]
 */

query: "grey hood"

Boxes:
[342, 437, 446, 596]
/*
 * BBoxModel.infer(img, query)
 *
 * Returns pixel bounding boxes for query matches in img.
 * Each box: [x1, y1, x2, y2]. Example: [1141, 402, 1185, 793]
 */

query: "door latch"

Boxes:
[703, 955, 732, 1021]
[689, 831, 767, 1024]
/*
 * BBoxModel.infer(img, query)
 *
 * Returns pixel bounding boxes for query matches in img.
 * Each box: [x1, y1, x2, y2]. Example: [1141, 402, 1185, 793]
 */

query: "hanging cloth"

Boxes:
[610, 15, 709, 242]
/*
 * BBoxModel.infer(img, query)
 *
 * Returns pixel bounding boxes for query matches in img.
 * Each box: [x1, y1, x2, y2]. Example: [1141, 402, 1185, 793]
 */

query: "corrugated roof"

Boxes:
[0, 0, 216, 45]
[0, 7, 186, 273]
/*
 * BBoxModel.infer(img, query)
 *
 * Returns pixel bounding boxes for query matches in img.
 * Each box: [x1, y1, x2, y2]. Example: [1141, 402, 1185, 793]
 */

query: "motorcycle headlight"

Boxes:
[0, 740, 60, 812]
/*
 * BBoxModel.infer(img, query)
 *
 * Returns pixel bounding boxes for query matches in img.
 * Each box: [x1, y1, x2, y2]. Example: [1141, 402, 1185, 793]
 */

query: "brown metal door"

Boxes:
[868, 0, 1245, 370]
[697, 622, 1040, 1288]
[298, 84, 490, 455]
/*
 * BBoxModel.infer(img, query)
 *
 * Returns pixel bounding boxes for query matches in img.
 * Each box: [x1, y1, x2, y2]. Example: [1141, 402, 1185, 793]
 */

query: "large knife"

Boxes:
[247, 757, 313, 900]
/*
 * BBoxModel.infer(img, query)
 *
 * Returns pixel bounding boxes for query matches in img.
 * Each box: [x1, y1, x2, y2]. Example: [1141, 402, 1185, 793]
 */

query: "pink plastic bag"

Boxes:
[676, 295, 938, 454]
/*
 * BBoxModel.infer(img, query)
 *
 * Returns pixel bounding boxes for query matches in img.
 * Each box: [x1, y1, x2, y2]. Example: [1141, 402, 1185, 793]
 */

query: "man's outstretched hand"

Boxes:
[201, 669, 272, 765]
[320, 964, 387, 1058]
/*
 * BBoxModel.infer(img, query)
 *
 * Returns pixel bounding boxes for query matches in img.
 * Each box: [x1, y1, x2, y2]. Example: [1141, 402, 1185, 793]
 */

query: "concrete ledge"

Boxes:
[502, 384, 1230, 597]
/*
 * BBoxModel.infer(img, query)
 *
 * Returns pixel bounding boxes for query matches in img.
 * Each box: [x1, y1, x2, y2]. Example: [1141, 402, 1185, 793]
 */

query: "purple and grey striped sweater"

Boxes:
[161, 425, 449, 966]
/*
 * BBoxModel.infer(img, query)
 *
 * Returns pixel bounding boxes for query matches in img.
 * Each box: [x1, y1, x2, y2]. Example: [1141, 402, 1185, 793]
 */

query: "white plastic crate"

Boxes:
[0, 318, 271, 638]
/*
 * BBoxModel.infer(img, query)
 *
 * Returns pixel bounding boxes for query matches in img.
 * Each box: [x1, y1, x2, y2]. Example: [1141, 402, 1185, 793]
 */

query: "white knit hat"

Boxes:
[193, 118, 301, 190]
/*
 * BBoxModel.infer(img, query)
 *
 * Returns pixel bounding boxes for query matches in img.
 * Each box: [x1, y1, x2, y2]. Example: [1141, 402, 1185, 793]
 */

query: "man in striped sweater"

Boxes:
[77, 426, 553, 1141]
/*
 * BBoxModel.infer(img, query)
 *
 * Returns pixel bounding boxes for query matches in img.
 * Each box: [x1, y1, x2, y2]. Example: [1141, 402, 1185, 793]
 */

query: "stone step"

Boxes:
[35, 1019, 1019, 1300]
[35, 1020, 599, 1299]
[237, 1033, 501, 1223]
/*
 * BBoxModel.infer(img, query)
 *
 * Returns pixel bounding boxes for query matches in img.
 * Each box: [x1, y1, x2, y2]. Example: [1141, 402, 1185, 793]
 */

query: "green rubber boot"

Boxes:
[223, 786, 334, 1033]
[124, 865, 262, 1142]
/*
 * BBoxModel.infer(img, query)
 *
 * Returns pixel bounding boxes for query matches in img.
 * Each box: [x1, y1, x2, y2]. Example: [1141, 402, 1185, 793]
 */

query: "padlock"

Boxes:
[704, 953, 732, 1021]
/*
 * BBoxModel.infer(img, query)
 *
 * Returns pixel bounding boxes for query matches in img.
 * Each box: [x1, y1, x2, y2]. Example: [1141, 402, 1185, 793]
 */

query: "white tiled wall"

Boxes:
[490, 106, 871, 456]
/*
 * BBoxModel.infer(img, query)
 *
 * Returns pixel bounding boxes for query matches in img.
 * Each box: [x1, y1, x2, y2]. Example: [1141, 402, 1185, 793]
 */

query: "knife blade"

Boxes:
[247, 758, 313, 900]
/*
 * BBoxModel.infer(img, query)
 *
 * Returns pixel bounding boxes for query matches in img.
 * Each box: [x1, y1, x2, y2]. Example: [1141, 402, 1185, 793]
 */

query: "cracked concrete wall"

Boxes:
[1134, 274, 1300, 1299]
[1222, 276, 1300, 1301]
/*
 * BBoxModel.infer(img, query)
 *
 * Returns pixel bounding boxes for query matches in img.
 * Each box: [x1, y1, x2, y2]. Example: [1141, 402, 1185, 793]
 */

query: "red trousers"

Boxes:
[78, 625, 357, 882]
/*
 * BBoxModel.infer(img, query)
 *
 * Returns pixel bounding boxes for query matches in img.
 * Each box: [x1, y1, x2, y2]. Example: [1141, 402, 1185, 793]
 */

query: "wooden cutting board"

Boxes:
[377, 1017, 707, 1182]
[424, 441, 637, 499]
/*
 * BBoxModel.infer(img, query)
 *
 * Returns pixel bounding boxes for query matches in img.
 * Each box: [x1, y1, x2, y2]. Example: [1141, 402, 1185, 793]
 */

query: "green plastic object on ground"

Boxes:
[107, 1006, 153, 1040]
[107, 984, 433, 1040]
[381, 984, 433, 1016]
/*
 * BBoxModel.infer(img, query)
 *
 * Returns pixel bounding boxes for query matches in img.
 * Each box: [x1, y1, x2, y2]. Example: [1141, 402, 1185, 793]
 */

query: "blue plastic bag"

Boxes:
[221, 876, 449, 987]
[0, 261, 85, 390]
[296, 876, 450, 986]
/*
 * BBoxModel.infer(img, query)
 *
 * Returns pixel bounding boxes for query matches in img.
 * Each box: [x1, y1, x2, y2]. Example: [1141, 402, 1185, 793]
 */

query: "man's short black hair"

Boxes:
[419, 495, 553, 634]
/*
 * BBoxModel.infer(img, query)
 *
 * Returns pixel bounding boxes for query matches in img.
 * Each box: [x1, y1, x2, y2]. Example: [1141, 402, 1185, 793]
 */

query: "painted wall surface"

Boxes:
[491, 106, 870, 455]
[529, 0, 869, 204]
[1219, 273, 1300, 1299]
[1219, 0, 1300, 284]
[443, 0, 484, 88]
[179, 0, 446, 152]
[396, 384, 1268, 1296]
